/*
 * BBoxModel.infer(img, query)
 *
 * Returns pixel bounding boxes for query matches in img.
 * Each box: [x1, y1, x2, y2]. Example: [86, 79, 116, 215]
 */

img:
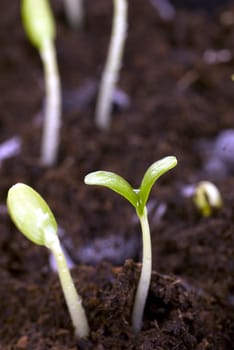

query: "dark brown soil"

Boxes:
[0, 0, 233, 348]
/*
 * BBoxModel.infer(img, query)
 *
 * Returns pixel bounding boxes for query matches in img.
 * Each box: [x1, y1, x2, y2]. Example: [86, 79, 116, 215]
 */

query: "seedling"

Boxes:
[21, 0, 61, 166]
[84, 156, 177, 333]
[63, 0, 84, 30]
[193, 181, 223, 217]
[95, 0, 127, 130]
[7, 183, 89, 339]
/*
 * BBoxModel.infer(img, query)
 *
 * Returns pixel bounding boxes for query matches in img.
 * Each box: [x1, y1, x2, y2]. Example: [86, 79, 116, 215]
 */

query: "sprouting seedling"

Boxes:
[193, 181, 223, 217]
[7, 183, 89, 339]
[95, 0, 127, 130]
[84, 156, 177, 333]
[63, 0, 84, 30]
[21, 0, 61, 166]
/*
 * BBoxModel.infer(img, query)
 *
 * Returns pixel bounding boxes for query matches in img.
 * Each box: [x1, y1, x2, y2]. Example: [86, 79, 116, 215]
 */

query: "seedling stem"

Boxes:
[40, 39, 61, 166]
[132, 206, 152, 333]
[84, 156, 177, 333]
[48, 234, 89, 339]
[95, 0, 127, 130]
[7, 183, 89, 338]
[21, 0, 61, 166]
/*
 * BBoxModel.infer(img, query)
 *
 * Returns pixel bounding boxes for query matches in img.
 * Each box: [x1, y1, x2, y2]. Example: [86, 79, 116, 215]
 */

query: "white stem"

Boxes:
[132, 207, 152, 333]
[40, 40, 61, 166]
[95, 0, 127, 130]
[48, 235, 89, 338]
[63, 0, 84, 30]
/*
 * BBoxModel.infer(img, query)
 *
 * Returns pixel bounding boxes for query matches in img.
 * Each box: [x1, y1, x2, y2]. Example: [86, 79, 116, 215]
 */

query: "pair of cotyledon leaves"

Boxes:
[7, 156, 177, 247]
[84, 156, 177, 217]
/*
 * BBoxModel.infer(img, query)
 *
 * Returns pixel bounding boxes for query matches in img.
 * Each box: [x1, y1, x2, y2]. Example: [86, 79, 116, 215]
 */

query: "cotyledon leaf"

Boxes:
[138, 156, 177, 214]
[7, 183, 57, 246]
[84, 171, 139, 209]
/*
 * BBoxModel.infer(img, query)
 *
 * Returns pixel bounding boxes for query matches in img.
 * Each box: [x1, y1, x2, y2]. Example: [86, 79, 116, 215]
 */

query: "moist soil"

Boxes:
[0, 0, 234, 349]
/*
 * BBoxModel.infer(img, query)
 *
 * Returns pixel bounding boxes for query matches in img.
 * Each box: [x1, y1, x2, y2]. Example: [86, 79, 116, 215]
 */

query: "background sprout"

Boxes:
[193, 181, 223, 217]
[63, 0, 84, 30]
[95, 0, 127, 130]
[84, 156, 177, 333]
[21, 0, 61, 166]
[7, 183, 89, 339]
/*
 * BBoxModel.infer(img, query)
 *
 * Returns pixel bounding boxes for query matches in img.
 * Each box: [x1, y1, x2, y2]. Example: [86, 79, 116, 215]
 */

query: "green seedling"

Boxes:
[95, 0, 127, 130]
[22, 0, 61, 166]
[193, 181, 223, 217]
[84, 156, 177, 333]
[7, 183, 89, 339]
[63, 0, 84, 30]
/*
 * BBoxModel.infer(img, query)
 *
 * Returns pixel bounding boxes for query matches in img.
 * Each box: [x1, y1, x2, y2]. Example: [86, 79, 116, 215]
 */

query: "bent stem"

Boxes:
[132, 207, 152, 334]
[95, 0, 127, 130]
[47, 233, 89, 339]
[40, 39, 61, 166]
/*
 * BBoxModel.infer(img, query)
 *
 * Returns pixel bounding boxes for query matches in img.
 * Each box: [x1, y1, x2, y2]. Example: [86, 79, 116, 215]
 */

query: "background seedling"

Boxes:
[85, 156, 177, 333]
[63, 0, 84, 30]
[193, 181, 223, 217]
[7, 183, 89, 339]
[95, 0, 127, 130]
[21, 0, 61, 166]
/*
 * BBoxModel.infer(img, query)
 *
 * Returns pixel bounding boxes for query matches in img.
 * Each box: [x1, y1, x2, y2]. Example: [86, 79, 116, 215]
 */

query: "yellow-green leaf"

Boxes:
[139, 156, 177, 213]
[84, 171, 138, 208]
[21, 0, 55, 49]
[7, 183, 57, 246]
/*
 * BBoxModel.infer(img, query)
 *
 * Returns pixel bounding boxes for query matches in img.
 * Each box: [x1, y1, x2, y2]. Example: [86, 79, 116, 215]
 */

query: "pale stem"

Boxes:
[95, 0, 127, 130]
[63, 0, 84, 30]
[40, 40, 61, 166]
[48, 235, 89, 338]
[132, 207, 152, 333]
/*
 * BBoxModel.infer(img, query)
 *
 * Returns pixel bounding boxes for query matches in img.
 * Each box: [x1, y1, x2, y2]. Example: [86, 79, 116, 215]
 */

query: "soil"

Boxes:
[0, 0, 234, 349]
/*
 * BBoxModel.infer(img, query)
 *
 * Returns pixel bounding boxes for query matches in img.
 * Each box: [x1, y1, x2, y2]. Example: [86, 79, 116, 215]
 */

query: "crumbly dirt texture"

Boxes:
[0, 0, 233, 349]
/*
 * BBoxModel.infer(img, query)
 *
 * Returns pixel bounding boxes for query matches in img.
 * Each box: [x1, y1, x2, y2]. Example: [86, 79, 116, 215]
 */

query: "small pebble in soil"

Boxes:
[149, 0, 176, 21]
[197, 129, 234, 179]
[112, 87, 130, 111]
[72, 233, 139, 265]
[203, 48, 232, 65]
[0, 136, 21, 165]
[51, 226, 139, 267]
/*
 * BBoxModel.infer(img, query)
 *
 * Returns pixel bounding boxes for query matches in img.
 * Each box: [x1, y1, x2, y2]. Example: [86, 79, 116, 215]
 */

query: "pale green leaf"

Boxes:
[139, 156, 177, 213]
[84, 171, 138, 208]
[7, 183, 57, 246]
[21, 0, 55, 49]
